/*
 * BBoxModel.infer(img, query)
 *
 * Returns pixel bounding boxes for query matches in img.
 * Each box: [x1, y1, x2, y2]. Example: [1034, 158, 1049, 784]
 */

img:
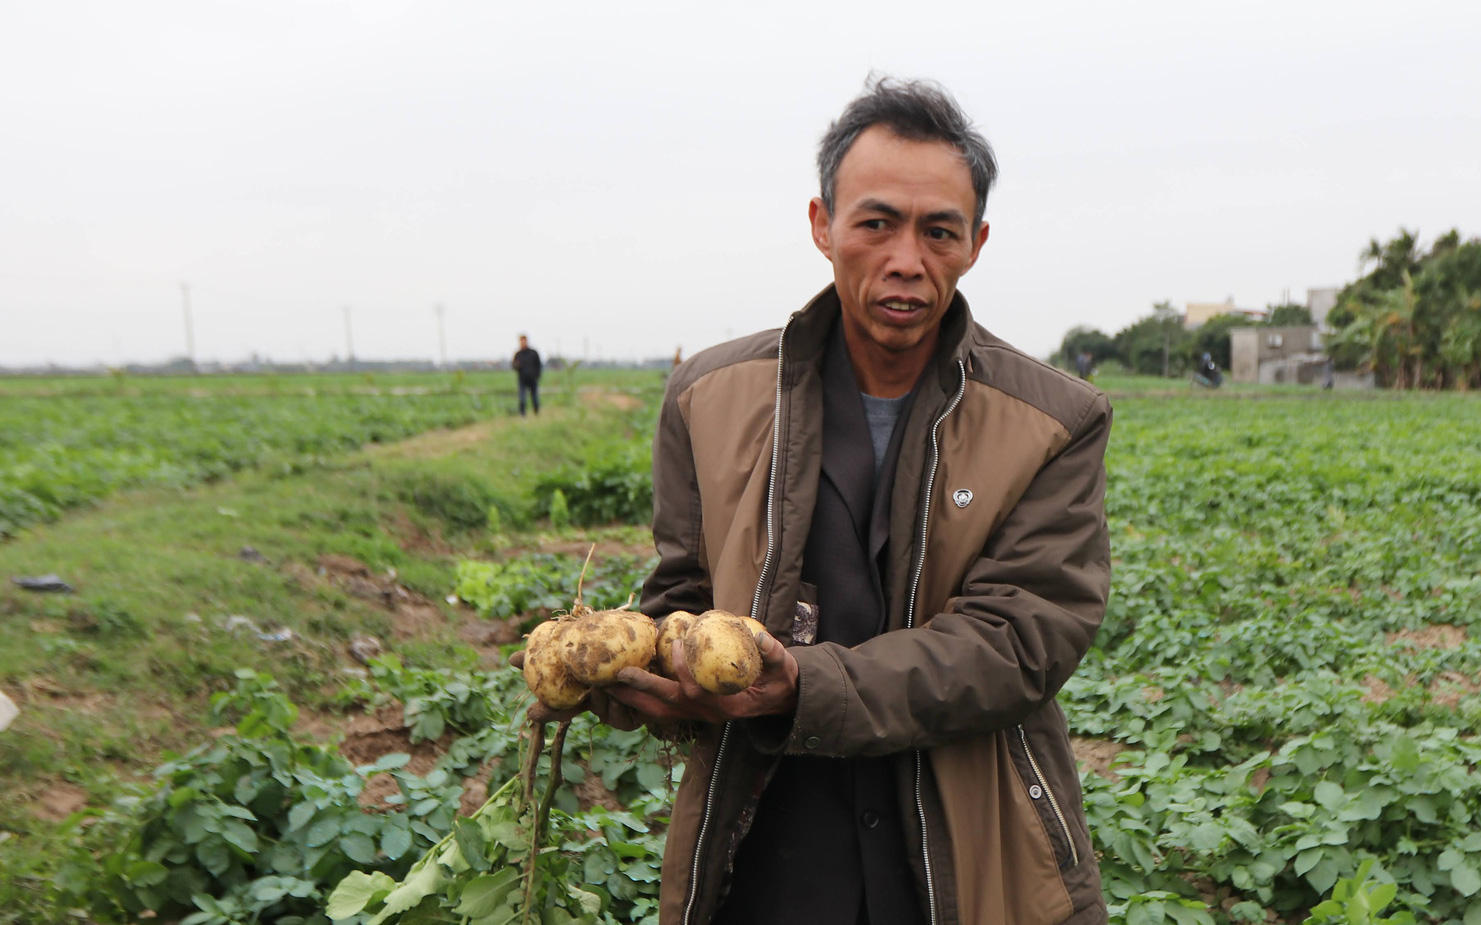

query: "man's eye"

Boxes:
[926, 227, 957, 240]
[861, 219, 887, 231]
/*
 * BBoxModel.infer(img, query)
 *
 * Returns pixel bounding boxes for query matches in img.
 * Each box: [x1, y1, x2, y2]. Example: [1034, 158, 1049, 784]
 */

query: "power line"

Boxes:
[181, 282, 196, 372]
[343, 305, 355, 371]
[435, 303, 446, 369]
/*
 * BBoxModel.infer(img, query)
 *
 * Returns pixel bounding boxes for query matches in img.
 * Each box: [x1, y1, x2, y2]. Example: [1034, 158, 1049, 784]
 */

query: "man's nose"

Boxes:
[883, 232, 926, 279]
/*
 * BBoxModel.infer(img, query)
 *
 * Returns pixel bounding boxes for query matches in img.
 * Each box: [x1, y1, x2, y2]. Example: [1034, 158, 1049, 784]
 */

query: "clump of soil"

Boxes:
[1362, 674, 1395, 704]
[312, 554, 447, 640]
[32, 782, 89, 823]
[1071, 737, 1126, 780]
[1429, 671, 1480, 708]
[1387, 625, 1467, 651]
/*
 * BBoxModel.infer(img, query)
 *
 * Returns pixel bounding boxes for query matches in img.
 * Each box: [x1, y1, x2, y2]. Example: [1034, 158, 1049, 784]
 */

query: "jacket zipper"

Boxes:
[682, 318, 793, 925]
[1015, 725, 1079, 867]
[904, 359, 967, 925]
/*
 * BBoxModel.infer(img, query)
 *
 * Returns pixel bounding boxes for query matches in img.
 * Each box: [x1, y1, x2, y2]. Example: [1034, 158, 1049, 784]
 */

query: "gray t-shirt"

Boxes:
[860, 391, 910, 483]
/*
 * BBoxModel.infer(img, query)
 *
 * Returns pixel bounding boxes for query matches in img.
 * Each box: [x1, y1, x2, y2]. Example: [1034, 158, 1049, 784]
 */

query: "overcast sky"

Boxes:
[2, 1, 1478, 368]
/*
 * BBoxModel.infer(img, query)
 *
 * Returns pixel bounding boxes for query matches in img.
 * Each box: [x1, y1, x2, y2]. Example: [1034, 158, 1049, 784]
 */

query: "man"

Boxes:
[512, 334, 541, 415]
[1196, 352, 1221, 388]
[1075, 349, 1093, 380]
[531, 78, 1111, 925]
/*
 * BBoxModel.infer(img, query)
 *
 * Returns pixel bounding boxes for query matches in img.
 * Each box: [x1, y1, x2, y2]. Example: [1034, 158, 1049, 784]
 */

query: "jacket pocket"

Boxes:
[1010, 725, 1078, 870]
[931, 735, 1074, 925]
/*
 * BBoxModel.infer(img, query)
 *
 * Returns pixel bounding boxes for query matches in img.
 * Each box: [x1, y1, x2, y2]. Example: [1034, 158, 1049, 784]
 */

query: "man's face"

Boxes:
[810, 125, 988, 358]
[519, 336, 528, 349]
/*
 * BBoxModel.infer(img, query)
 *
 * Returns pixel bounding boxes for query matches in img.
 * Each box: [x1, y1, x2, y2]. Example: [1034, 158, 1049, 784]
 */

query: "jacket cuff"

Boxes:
[777, 645, 851, 756]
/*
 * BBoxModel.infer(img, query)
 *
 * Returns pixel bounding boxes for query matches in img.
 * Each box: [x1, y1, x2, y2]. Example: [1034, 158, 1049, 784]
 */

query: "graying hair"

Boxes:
[817, 77, 997, 228]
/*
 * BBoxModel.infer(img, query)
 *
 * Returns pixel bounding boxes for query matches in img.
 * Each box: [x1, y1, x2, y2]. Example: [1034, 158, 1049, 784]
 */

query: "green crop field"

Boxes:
[0, 367, 644, 539]
[0, 373, 1477, 925]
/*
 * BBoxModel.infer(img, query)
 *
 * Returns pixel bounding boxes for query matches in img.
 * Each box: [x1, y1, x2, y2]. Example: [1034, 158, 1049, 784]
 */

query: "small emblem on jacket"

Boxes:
[952, 488, 973, 508]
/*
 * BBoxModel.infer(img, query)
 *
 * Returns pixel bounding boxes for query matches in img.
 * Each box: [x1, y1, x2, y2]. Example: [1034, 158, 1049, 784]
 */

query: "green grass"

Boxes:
[0, 366, 655, 398]
[0, 367, 664, 538]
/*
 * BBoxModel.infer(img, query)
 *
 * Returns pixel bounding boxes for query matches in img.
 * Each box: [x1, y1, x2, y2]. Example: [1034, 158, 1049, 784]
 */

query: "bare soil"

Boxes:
[1071, 737, 1126, 780]
[338, 703, 498, 815]
[32, 782, 89, 823]
[1386, 624, 1467, 651]
[314, 554, 448, 641]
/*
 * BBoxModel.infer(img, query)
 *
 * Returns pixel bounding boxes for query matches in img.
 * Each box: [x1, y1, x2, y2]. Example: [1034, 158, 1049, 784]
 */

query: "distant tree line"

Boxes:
[1325, 229, 1481, 389]
[1055, 302, 1310, 378]
[1055, 229, 1479, 389]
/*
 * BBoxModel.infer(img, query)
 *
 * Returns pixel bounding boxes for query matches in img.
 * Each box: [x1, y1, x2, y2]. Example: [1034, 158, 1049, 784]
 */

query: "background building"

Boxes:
[1306, 287, 1341, 329]
[1184, 298, 1268, 329]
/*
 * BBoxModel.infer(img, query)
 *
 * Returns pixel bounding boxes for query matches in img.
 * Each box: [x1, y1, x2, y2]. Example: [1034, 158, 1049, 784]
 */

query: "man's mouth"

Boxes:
[879, 299, 927, 320]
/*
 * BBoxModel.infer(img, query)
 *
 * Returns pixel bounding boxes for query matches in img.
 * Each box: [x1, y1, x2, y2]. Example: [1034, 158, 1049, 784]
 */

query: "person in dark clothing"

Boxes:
[713, 323, 925, 925]
[513, 335, 541, 415]
[1196, 351, 1222, 388]
[1075, 349, 1093, 379]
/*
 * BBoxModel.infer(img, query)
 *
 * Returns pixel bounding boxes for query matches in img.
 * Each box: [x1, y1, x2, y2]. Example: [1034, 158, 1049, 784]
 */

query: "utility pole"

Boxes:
[1162, 325, 1171, 379]
[434, 303, 447, 369]
[180, 282, 196, 372]
[343, 306, 355, 372]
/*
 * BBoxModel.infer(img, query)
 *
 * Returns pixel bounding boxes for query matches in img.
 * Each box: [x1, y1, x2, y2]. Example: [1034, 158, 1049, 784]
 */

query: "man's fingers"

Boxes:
[616, 665, 676, 695]
[607, 683, 686, 720]
[587, 689, 643, 732]
[670, 638, 709, 701]
[757, 631, 786, 667]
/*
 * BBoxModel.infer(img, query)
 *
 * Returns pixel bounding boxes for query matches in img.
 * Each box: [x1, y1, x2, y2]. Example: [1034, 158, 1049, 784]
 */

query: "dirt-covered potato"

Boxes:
[684, 611, 763, 694]
[653, 610, 699, 679]
[522, 620, 590, 710]
[737, 615, 767, 639]
[558, 609, 659, 685]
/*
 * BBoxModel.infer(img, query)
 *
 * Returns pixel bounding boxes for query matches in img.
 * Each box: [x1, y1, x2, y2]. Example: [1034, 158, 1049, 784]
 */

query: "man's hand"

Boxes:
[605, 631, 799, 724]
[509, 630, 800, 727]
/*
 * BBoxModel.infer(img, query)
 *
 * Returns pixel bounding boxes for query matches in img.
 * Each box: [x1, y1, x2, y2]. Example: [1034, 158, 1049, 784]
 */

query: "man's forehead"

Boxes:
[832, 126, 974, 211]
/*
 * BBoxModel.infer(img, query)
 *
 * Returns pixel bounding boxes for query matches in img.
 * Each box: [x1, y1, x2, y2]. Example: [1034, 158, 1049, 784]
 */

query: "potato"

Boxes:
[698, 610, 767, 644]
[684, 612, 763, 694]
[737, 614, 767, 639]
[653, 610, 699, 679]
[523, 620, 590, 710]
[558, 609, 659, 685]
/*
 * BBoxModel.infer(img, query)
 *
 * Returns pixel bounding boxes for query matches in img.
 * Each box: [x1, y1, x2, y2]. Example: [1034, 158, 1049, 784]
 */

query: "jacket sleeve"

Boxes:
[773, 392, 1112, 758]
[640, 372, 714, 618]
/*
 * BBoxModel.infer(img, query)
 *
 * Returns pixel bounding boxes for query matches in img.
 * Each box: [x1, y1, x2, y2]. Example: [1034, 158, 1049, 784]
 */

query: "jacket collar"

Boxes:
[782, 284, 974, 393]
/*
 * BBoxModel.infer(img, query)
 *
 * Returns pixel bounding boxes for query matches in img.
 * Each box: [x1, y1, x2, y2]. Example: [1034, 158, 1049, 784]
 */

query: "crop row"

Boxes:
[0, 391, 500, 538]
[1075, 395, 1481, 922]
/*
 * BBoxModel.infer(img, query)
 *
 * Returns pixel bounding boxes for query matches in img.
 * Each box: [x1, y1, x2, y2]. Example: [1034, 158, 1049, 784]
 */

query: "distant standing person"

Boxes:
[1075, 349, 1093, 379]
[513, 335, 542, 416]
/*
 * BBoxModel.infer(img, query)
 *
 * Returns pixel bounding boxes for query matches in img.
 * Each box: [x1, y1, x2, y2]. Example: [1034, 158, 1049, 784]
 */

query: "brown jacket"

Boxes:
[642, 285, 1113, 925]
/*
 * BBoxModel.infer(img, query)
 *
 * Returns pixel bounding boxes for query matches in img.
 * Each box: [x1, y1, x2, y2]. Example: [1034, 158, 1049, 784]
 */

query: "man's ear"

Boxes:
[965, 221, 990, 271]
[808, 198, 832, 260]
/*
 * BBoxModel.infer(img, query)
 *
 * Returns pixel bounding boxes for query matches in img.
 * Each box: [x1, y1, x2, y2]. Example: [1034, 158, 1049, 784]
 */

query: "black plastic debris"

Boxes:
[239, 546, 268, 563]
[12, 574, 74, 593]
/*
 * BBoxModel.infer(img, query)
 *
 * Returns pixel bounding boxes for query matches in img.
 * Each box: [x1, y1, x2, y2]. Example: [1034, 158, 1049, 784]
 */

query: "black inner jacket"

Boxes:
[714, 324, 927, 925]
